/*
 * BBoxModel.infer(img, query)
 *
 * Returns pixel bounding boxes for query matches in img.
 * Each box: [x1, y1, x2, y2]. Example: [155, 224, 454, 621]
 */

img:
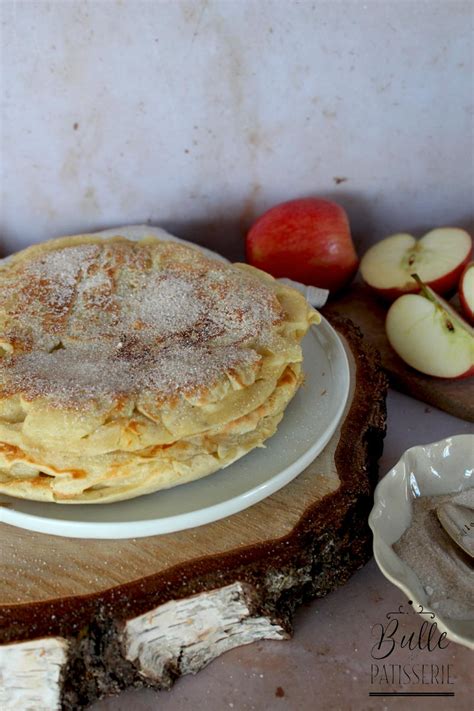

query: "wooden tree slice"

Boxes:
[0, 316, 387, 711]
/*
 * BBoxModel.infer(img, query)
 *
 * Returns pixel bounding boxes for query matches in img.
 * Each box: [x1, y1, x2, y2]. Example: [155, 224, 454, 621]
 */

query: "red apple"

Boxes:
[459, 262, 474, 324]
[386, 275, 474, 379]
[246, 198, 359, 293]
[360, 228, 472, 301]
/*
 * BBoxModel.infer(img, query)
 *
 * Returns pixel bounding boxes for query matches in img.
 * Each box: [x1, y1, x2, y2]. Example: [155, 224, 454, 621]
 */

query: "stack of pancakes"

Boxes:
[0, 233, 319, 503]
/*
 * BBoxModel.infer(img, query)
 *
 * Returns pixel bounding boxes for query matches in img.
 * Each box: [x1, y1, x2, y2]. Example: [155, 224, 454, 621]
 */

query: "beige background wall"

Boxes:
[1, 0, 473, 258]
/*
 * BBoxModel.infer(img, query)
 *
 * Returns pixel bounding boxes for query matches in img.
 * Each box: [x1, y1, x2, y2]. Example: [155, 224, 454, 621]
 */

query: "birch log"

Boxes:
[123, 582, 288, 681]
[0, 637, 69, 711]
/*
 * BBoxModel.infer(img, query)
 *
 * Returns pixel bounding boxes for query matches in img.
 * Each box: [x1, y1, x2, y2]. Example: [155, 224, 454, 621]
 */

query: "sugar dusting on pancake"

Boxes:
[6, 344, 261, 407]
[0, 239, 281, 406]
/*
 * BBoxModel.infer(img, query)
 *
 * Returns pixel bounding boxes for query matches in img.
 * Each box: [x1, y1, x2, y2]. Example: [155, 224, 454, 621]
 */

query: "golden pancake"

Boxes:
[0, 363, 301, 503]
[0, 232, 318, 502]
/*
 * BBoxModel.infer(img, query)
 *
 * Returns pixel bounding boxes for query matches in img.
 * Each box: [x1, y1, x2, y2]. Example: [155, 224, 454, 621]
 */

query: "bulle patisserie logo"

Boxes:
[369, 601, 455, 699]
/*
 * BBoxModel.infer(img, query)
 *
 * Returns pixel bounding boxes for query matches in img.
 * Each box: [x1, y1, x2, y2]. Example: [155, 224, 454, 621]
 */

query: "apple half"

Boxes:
[386, 276, 474, 379]
[360, 228, 472, 301]
[459, 262, 474, 324]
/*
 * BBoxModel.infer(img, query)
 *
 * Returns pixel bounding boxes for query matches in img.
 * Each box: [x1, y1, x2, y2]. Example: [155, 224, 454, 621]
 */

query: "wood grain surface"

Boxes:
[323, 284, 474, 422]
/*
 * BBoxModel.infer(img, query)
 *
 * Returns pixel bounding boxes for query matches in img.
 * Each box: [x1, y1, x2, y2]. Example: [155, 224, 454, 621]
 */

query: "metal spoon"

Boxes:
[436, 501, 474, 559]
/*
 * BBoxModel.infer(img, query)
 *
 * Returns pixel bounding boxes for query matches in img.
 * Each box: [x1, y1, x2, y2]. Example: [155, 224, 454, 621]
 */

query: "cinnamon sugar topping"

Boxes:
[0, 239, 283, 405]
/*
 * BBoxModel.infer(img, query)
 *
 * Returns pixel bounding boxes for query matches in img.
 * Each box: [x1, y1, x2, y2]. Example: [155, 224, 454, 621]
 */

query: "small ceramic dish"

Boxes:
[369, 434, 474, 649]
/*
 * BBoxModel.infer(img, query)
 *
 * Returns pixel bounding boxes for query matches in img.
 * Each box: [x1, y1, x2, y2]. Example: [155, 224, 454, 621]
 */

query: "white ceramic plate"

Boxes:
[369, 435, 474, 649]
[0, 317, 350, 539]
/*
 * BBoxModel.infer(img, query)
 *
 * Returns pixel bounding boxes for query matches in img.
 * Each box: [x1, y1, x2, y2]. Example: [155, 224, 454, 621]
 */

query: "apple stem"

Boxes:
[411, 273, 434, 302]
[411, 273, 474, 336]
[411, 273, 454, 328]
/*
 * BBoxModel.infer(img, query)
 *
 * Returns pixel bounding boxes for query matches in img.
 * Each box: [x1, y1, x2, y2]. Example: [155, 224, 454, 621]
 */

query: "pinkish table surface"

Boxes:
[91, 390, 473, 711]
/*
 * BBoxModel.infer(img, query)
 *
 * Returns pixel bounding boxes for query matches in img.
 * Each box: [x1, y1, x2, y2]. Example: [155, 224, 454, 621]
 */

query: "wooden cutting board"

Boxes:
[0, 317, 387, 710]
[323, 284, 474, 422]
